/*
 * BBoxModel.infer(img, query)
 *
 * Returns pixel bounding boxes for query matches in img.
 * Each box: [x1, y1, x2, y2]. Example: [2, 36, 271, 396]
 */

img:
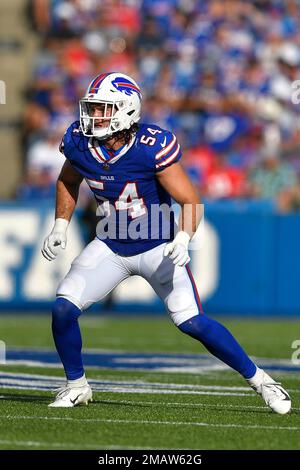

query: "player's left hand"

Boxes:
[164, 231, 191, 267]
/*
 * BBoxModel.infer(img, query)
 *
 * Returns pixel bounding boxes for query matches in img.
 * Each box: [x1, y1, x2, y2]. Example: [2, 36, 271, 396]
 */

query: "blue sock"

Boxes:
[178, 314, 256, 379]
[52, 297, 84, 380]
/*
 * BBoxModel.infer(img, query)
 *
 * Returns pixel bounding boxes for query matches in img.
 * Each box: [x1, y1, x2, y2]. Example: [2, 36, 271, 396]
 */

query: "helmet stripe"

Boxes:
[89, 73, 110, 93]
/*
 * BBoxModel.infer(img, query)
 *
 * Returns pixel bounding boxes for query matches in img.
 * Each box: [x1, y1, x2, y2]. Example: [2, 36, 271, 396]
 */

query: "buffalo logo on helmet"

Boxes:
[111, 77, 141, 97]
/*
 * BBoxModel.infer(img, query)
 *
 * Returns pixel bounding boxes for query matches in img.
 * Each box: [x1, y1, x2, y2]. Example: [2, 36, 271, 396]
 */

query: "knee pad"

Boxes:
[57, 272, 86, 309]
[166, 288, 198, 326]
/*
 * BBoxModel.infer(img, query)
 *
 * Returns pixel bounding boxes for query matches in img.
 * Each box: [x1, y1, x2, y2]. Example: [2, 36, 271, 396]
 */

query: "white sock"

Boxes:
[247, 367, 274, 389]
[67, 375, 88, 388]
[247, 367, 263, 387]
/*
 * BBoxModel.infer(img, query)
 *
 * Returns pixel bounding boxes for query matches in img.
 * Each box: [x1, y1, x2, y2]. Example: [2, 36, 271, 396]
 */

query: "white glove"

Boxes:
[41, 218, 69, 261]
[164, 231, 191, 267]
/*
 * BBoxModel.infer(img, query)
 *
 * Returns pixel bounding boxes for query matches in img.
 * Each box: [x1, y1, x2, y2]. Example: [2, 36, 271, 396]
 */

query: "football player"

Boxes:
[42, 72, 291, 413]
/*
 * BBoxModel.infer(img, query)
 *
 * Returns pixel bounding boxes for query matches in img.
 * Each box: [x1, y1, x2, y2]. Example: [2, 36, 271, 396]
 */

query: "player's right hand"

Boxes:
[41, 218, 69, 261]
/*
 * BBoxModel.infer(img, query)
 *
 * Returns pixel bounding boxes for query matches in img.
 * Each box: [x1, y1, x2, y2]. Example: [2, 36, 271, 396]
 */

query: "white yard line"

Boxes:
[96, 398, 300, 411]
[1, 372, 299, 396]
[0, 384, 254, 396]
[0, 439, 171, 450]
[0, 415, 299, 432]
[0, 373, 255, 390]
[1, 371, 299, 392]
[0, 438, 185, 451]
[0, 439, 80, 449]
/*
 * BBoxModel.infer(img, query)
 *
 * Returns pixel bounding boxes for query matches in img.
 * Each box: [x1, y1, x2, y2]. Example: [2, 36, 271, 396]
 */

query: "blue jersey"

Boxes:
[61, 121, 182, 256]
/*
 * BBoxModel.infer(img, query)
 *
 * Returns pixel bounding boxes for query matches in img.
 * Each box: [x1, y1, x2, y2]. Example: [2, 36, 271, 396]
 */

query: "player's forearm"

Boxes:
[178, 200, 203, 239]
[55, 178, 80, 221]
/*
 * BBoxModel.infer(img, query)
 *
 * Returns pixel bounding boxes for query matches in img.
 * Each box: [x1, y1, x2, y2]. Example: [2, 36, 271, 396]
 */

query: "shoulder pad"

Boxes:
[63, 121, 87, 155]
[137, 124, 182, 171]
[153, 130, 181, 172]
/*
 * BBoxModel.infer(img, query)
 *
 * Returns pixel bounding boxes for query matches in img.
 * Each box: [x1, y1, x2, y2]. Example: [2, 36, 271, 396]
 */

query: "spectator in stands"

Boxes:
[248, 149, 298, 205]
[18, 122, 66, 200]
[203, 154, 247, 199]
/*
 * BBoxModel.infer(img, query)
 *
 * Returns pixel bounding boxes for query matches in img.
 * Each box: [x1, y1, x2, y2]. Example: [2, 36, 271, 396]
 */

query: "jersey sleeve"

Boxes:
[154, 130, 182, 172]
[58, 121, 81, 162]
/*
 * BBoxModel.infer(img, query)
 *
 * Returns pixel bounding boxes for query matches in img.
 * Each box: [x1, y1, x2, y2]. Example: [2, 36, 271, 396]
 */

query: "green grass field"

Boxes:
[0, 314, 299, 450]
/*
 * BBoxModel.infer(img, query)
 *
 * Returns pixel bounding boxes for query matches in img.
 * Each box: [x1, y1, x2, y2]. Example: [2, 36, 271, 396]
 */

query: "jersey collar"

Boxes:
[88, 135, 136, 165]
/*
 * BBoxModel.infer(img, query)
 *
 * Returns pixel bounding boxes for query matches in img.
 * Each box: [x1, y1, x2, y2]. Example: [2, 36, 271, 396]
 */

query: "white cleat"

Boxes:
[247, 370, 291, 415]
[48, 384, 93, 408]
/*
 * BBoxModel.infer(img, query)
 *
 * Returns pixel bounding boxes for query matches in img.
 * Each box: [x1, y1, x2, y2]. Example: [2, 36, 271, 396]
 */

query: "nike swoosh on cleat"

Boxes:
[160, 137, 167, 148]
[70, 394, 83, 405]
[275, 385, 290, 400]
[281, 390, 291, 400]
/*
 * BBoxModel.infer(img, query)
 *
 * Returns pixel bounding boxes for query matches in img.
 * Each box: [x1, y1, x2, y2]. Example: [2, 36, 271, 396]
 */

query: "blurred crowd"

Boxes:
[19, 0, 300, 212]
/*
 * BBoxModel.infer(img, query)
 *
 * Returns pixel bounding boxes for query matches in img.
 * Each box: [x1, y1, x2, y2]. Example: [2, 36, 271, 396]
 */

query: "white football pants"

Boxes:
[57, 238, 203, 326]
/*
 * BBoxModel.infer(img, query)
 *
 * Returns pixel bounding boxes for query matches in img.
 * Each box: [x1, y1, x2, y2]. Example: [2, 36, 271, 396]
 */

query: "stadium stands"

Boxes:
[2, 0, 300, 211]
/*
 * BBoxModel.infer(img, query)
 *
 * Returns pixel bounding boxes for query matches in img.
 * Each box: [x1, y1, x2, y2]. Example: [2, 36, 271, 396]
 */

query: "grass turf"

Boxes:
[0, 314, 299, 450]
